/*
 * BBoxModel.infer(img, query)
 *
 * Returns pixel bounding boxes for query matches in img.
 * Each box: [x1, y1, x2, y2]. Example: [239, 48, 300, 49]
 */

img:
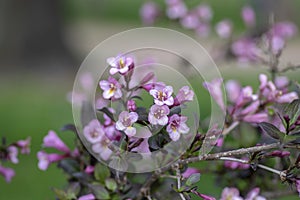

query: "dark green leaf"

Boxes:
[105, 178, 117, 191]
[61, 124, 78, 134]
[169, 106, 181, 116]
[94, 163, 110, 183]
[90, 183, 110, 200]
[136, 107, 148, 122]
[130, 96, 143, 101]
[58, 159, 80, 175]
[52, 188, 68, 200]
[185, 173, 201, 186]
[283, 99, 300, 125]
[66, 182, 81, 196]
[259, 122, 285, 141]
[98, 107, 115, 122]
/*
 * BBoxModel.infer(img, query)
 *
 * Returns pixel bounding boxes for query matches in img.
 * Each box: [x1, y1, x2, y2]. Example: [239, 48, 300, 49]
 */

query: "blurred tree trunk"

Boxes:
[0, 0, 75, 72]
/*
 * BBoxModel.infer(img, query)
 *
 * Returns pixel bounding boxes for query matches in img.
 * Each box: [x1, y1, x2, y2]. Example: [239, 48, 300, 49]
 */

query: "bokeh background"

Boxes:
[1, 0, 300, 199]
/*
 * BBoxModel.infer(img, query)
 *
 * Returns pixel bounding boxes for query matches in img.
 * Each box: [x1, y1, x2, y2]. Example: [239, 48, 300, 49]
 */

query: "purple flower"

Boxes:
[84, 165, 95, 174]
[99, 76, 122, 100]
[196, 22, 210, 37]
[180, 12, 200, 29]
[174, 86, 194, 105]
[215, 20, 232, 39]
[268, 150, 290, 158]
[78, 193, 96, 200]
[107, 55, 134, 75]
[166, 1, 187, 19]
[271, 22, 298, 39]
[277, 92, 298, 103]
[140, 2, 160, 25]
[148, 104, 170, 125]
[245, 187, 266, 200]
[196, 4, 213, 21]
[274, 76, 289, 90]
[37, 151, 65, 171]
[242, 6, 256, 27]
[220, 187, 243, 200]
[191, 190, 216, 200]
[143, 81, 166, 92]
[16, 137, 31, 154]
[182, 167, 200, 178]
[224, 158, 250, 170]
[226, 80, 242, 103]
[0, 165, 15, 183]
[105, 125, 121, 141]
[95, 97, 109, 110]
[203, 78, 225, 111]
[296, 179, 300, 197]
[83, 119, 105, 144]
[116, 111, 139, 137]
[243, 113, 268, 123]
[43, 130, 70, 153]
[127, 100, 137, 112]
[8, 146, 18, 164]
[150, 85, 174, 106]
[91, 136, 112, 161]
[167, 114, 189, 141]
[231, 38, 260, 62]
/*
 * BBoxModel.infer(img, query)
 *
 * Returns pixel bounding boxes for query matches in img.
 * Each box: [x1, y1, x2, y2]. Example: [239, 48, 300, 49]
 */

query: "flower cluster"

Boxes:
[0, 137, 30, 182]
[82, 54, 195, 162]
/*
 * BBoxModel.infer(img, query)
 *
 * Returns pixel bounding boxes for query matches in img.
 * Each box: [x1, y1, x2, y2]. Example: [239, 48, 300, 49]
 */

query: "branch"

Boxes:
[180, 142, 280, 164]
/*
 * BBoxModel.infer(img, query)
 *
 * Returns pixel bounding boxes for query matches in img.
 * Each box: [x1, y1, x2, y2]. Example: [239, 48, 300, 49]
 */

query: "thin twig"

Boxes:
[175, 165, 186, 200]
[222, 121, 240, 136]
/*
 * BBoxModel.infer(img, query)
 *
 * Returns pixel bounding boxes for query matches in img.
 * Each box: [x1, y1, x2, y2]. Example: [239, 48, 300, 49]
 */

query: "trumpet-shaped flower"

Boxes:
[148, 105, 170, 126]
[174, 86, 194, 105]
[99, 77, 122, 99]
[167, 114, 189, 141]
[116, 111, 139, 137]
[0, 165, 15, 183]
[37, 151, 65, 171]
[43, 130, 70, 153]
[150, 85, 174, 106]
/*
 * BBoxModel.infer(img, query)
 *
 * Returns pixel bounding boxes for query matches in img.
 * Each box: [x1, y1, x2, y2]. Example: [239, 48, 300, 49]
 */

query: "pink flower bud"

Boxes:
[0, 165, 15, 183]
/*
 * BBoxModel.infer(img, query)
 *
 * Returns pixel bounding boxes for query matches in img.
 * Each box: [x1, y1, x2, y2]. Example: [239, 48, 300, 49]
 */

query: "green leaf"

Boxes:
[94, 163, 110, 183]
[105, 178, 117, 191]
[259, 122, 285, 141]
[66, 182, 81, 196]
[90, 183, 110, 200]
[185, 173, 201, 186]
[52, 188, 68, 200]
[58, 159, 80, 175]
[283, 99, 300, 124]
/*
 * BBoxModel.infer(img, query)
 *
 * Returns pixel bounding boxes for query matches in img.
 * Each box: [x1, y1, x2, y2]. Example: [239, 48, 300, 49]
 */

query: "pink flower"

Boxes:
[140, 2, 160, 25]
[116, 111, 139, 137]
[277, 92, 298, 103]
[99, 77, 122, 100]
[95, 97, 109, 110]
[224, 158, 250, 170]
[220, 187, 243, 200]
[196, 22, 210, 37]
[142, 81, 166, 92]
[105, 125, 121, 141]
[43, 130, 70, 153]
[174, 86, 194, 105]
[271, 22, 298, 39]
[180, 12, 200, 29]
[0, 165, 15, 183]
[127, 100, 137, 112]
[268, 150, 290, 158]
[8, 146, 18, 164]
[83, 119, 105, 144]
[148, 104, 170, 126]
[296, 179, 300, 197]
[91, 136, 112, 161]
[167, 114, 189, 141]
[242, 6, 256, 27]
[196, 4, 213, 21]
[243, 113, 268, 123]
[84, 165, 95, 174]
[203, 78, 225, 111]
[16, 137, 31, 154]
[226, 80, 242, 103]
[182, 167, 200, 178]
[78, 193, 96, 200]
[150, 85, 174, 106]
[107, 55, 134, 75]
[37, 151, 65, 171]
[245, 187, 266, 200]
[215, 20, 232, 39]
[231, 38, 260, 62]
[166, 1, 187, 19]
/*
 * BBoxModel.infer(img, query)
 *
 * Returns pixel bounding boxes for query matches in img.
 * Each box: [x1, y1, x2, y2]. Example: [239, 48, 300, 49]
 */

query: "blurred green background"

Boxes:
[1, 0, 300, 199]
